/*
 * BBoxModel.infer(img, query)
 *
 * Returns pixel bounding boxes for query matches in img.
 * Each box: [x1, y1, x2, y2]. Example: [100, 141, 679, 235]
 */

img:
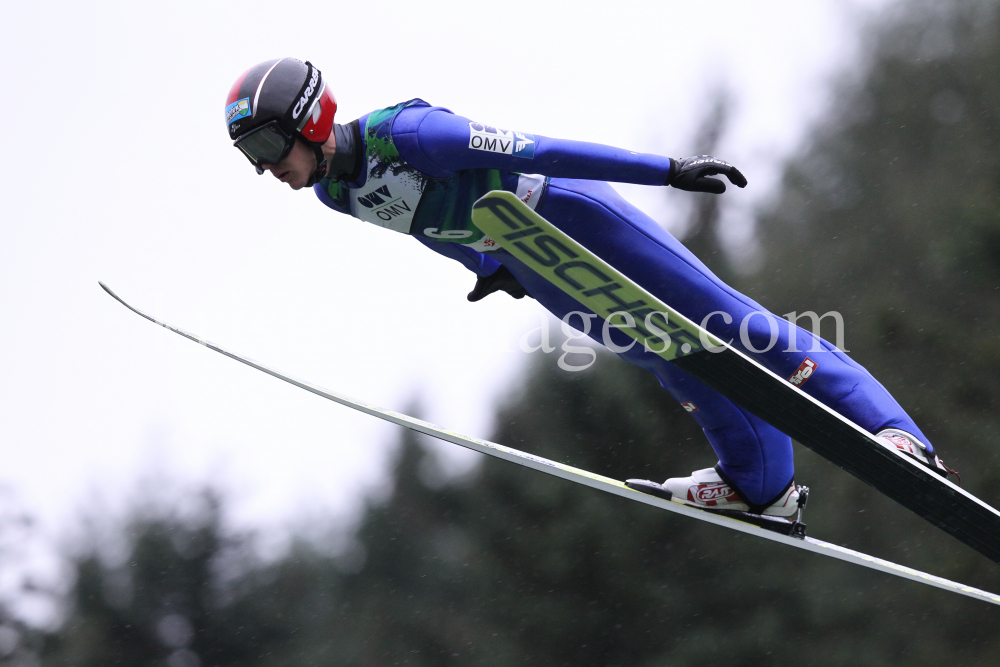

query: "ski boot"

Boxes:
[877, 428, 960, 484]
[626, 467, 809, 539]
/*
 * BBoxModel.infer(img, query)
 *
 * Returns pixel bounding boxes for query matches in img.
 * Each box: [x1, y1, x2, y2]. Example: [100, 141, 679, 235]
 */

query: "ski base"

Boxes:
[99, 282, 1000, 607]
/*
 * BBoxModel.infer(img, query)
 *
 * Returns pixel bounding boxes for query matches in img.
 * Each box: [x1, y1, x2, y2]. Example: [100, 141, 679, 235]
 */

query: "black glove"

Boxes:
[467, 265, 532, 302]
[666, 155, 747, 194]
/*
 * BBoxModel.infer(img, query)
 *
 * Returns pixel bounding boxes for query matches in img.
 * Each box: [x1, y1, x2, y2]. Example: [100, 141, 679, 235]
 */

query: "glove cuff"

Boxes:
[664, 158, 679, 187]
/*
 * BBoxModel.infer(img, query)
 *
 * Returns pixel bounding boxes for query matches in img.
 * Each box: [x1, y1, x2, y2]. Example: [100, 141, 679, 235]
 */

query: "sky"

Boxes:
[0, 0, 893, 623]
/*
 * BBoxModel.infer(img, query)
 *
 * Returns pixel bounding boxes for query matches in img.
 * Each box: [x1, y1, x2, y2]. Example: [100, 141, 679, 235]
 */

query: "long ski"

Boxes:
[470, 190, 1000, 565]
[100, 281, 1000, 606]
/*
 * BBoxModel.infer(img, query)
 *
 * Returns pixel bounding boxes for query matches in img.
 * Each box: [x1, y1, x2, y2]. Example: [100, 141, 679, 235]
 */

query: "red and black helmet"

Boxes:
[225, 58, 337, 184]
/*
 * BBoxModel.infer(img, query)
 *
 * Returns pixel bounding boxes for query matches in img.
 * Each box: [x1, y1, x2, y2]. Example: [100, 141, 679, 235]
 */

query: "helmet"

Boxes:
[225, 58, 337, 185]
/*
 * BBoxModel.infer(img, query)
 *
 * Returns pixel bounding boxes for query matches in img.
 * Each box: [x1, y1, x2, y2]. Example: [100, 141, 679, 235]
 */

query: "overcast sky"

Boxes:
[1, 0, 893, 622]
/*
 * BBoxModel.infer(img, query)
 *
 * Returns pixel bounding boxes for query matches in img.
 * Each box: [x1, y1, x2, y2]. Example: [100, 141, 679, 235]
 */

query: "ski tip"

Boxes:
[98, 282, 135, 313]
[98, 281, 115, 299]
[98, 281, 124, 302]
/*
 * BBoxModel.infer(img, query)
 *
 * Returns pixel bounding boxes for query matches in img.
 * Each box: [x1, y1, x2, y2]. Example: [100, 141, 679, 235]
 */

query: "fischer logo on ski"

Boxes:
[681, 402, 699, 412]
[470, 193, 706, 360]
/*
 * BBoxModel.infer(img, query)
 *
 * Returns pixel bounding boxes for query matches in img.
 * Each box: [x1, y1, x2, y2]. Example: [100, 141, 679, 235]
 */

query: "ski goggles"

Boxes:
[234, 121, 296, 173]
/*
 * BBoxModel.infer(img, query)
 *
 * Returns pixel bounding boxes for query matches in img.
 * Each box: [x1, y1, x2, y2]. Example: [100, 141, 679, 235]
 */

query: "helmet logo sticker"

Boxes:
[292, 66, 320, 120]
[226, 98, 251, 126]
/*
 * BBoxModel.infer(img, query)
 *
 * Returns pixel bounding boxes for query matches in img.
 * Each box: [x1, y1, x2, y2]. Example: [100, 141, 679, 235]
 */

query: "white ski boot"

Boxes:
[660, 467, 800, 517]
[877, 428, 959, 482]
[625, 467, 809, 538]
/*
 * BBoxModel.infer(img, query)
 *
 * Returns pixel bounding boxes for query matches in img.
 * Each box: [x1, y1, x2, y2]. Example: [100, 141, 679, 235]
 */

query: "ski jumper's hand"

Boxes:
[666, 155, 747, 194]
[467, 265, 532, 302]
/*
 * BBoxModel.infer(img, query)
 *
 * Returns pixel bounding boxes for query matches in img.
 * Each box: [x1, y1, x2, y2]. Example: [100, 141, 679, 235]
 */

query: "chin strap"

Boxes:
[306, 142, 328, 188]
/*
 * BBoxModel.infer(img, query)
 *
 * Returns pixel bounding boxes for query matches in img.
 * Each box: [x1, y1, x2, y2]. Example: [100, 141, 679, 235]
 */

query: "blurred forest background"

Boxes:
[4, 0, 1000, 664]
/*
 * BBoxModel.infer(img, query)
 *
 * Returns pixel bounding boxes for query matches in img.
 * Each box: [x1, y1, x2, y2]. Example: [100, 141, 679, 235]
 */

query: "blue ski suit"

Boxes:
[314, 99, 933, 508]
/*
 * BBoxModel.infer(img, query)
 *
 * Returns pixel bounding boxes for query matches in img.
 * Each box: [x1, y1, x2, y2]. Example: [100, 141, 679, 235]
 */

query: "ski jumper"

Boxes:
[314, 99, 934, 508]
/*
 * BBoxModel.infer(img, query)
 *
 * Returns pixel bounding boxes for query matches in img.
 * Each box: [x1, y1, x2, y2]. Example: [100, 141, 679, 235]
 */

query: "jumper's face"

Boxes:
[260, 138, 315, 190]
